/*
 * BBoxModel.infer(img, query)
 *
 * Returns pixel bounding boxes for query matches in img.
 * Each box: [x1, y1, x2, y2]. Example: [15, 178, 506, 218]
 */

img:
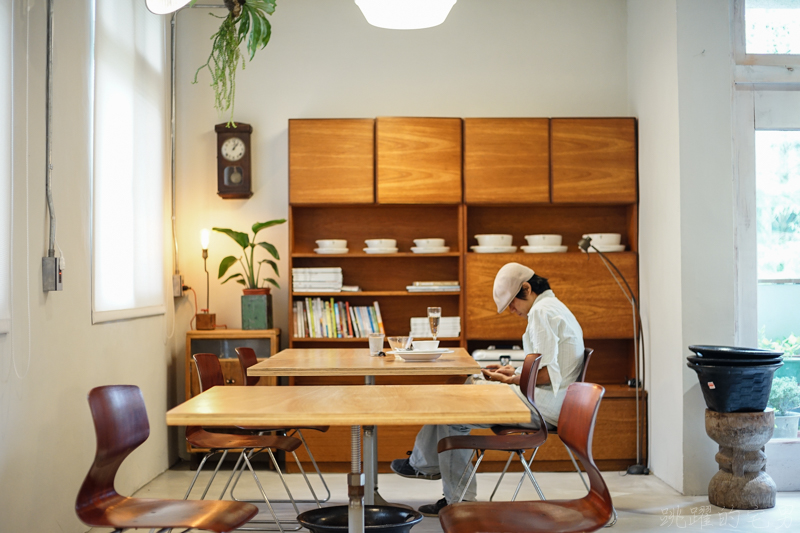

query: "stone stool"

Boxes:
[705, 409, 776, 509]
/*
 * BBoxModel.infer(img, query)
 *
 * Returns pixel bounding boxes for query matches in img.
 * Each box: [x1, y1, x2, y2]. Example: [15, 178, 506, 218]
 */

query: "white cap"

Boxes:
[493, 263, 535, 313]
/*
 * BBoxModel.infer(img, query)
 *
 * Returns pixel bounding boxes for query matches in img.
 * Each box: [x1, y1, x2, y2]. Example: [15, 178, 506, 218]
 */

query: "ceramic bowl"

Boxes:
[475, 234, 513, 247]
[387, 336, 414, 351]
[582, 233, 621, 246]
[412, 340, 440, 351]
[413, 238, 445, 248]
[524, 234, 562, 246]
[365, 239, 397, 249]
[316, 239, 347, 249]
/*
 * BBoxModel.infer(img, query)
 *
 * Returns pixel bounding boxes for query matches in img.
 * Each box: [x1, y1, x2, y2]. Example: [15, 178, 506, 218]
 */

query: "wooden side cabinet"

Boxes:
[464, 118, 550, 204]
[376, 117, 462, 204]
[289, 119, 375, 204]
[551, 118, 637, 204]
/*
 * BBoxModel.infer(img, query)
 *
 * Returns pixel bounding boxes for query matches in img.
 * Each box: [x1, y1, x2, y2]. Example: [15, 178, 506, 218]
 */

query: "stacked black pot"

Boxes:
[687, 345, 784, 413]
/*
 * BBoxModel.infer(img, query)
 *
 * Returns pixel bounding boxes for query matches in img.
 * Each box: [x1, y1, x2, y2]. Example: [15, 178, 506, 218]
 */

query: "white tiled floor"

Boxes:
[90, 463, 800, 532]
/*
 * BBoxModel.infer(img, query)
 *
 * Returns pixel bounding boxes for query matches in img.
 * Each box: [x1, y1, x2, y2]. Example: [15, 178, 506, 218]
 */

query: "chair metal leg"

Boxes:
[605, 505, 618, 527]
[183, 449, 228, 500]
[456, 450, 485, 503]
[511, 450, 545, 501]
[564, 444, 590, 492]
[489, 453, 515, 502]
[293, 429, 332, 502]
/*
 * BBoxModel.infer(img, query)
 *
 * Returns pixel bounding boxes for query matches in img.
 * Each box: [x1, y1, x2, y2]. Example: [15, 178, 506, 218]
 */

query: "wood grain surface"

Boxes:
[289, 119, 375, 204]
[464, 118, 550, 203]
[551, 118, 637, 204]
[465, 253, 638, 339]
[166, 384, 530, 427]
[247, 347, 480, 376]
[376, 117, 462, 204]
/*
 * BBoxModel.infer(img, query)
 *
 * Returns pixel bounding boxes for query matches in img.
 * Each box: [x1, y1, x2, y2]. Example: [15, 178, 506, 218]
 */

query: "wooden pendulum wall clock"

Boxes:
[215, 122, 254, 199]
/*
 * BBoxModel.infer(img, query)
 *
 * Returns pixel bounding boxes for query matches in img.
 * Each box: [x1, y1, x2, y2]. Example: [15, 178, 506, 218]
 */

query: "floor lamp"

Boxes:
[578, 236, 649, 475]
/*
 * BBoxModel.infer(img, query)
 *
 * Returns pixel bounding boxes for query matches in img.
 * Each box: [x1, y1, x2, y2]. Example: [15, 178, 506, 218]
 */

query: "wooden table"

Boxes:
[247, 347, 482, 505]
[166, 384, 530, 533]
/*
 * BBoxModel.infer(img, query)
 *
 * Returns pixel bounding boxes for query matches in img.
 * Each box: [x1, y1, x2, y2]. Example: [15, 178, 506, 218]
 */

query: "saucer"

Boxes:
[521, 245, 568, 253]
[314, 248, 348, 254]
[363, 247, 399, 254]
[582, 244, 625, 253]
[470, 245, 518, 253]
[411, 246, 450, 254]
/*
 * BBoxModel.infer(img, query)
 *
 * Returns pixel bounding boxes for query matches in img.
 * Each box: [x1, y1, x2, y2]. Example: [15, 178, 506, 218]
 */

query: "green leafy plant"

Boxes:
[213, 218, 286, 290]
[768, 377, 800, 416]
[193, 0, 276, 126]
[759, 327, 800, 357]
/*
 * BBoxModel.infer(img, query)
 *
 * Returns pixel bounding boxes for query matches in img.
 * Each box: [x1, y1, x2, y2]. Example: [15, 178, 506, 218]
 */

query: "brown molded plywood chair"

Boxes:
[188, 353, 306, 532]
[76, 385, 258, 532]
[437, 354, 548, 503]
[234, 346, 332, 504]
[438, 383, 613, 533]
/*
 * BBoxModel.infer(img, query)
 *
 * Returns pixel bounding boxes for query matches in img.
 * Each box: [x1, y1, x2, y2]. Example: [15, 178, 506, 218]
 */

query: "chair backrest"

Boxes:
[557, 382, 610, 508]
[518, 353, 547, 434]
[235, 346, 260, 386]
[76, 385, 149, 519]
[579, 347, 594, 383]
[193, 353, 225, 392]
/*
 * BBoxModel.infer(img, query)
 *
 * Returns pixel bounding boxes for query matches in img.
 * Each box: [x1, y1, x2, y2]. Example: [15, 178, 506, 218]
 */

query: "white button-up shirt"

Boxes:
[513, 290, 585, 426]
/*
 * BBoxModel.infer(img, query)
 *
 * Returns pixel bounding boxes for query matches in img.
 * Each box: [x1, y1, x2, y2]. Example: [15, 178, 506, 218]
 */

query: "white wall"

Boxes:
[627, 0, 684, 492]
[171, 0, 631, 452]
[0, 1, 175, 531]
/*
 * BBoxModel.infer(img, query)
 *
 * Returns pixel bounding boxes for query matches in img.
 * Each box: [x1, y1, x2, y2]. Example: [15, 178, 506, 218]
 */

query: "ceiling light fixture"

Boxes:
[145, 0, 193, 15]
[355, 0, 457, 30]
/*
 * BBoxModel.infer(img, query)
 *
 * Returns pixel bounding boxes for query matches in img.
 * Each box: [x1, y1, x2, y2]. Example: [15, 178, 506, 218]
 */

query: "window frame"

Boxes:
[734, 0, 800, 67]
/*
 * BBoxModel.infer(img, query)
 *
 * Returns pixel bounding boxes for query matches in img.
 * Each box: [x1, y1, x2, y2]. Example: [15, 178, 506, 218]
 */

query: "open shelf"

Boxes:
[293, 252, 461, 258]
[293, 291, 461, 297]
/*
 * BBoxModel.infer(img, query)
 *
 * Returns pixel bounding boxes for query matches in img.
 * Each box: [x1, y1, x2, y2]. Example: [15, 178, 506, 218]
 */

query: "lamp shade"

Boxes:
[200, 228, 210, 250]
[145, 0, 193, 15]
[355, 0, 457, 30]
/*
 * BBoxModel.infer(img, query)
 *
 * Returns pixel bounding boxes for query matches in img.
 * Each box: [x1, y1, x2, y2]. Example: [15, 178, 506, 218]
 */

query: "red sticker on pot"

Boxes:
[707, 382, 715, 389]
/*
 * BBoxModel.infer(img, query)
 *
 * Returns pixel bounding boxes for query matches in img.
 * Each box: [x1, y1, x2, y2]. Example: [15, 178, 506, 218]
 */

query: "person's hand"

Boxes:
[484, 364, 517, 377]
[481, 368, 518, 384]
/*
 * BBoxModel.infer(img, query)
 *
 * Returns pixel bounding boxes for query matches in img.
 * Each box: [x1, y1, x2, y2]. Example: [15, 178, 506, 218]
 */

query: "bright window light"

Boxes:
[746, 0, 800, 54]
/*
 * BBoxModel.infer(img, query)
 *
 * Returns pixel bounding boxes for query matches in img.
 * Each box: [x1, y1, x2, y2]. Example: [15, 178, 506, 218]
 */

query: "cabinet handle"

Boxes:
[226, 378, 236, 385]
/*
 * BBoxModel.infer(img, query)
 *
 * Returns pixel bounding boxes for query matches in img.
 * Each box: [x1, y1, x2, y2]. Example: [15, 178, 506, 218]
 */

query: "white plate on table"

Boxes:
[363, 247, 399, 254]
[521, 245, 568, 253]
[314, 247, 348, 254]
[471, 245, 518, 253]
[387, 349, 453, 362]
[411, 246, 450, 254]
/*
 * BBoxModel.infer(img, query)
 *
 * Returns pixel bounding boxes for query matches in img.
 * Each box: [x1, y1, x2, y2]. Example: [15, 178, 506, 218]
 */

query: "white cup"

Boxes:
[413, 238, 445, 248]
[524, 234, 562, 246]
[316, 239, 347, 249]
[582, 233, 621, 246]
[475, 234, 513, 247]
[412, 340, 439, 351]
[368, 333, 385, 356]
[365, 239, 396, 249]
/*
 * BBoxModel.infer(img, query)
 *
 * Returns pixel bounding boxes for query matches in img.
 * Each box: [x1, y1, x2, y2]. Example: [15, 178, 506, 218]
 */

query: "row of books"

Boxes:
[406, 280, 460, 293]
[292, 267, 343, 292]
[410, 316, 461, 338]
[293, 297, 386, 338]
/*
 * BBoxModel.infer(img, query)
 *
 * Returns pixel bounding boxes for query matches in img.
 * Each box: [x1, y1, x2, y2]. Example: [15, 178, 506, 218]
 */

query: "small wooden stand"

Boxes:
[705, 409, 776, 509]
[196, 312, 216, 330]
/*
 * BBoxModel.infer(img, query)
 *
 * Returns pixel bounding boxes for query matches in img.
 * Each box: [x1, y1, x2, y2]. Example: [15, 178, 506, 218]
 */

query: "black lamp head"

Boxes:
[577, 236, 592, 252]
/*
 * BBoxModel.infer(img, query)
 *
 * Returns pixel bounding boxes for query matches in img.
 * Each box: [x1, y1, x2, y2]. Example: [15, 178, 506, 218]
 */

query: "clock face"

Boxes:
[221, 137, 246, 162]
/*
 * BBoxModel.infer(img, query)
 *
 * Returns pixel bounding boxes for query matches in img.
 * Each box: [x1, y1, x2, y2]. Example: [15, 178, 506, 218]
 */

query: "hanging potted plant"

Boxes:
[768, 376, 800, 439]
[193, 0, 277, 126]
[214, 218, 286, 329]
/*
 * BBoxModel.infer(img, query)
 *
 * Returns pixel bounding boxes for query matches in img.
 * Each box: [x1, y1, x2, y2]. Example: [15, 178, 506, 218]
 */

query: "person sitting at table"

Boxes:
[390, 262, 585, 516]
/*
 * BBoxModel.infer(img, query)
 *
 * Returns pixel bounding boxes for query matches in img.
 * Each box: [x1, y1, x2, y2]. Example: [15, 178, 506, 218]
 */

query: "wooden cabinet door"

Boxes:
[289, 119, 375, 204]
[465, 253, 638, 340]
[464, 118, 550, 204]
[376, 117, 462, 204]
[551, 118, 637, 204]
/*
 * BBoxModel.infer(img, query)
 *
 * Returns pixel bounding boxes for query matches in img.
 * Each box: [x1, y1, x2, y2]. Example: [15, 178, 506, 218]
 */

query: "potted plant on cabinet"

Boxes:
[768, 376, 800, 439]
[214, 218, 286, 329]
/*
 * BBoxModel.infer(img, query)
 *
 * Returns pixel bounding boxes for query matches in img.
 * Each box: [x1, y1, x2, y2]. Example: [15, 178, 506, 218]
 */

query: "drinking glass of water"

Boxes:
[427, 307, 442, 341]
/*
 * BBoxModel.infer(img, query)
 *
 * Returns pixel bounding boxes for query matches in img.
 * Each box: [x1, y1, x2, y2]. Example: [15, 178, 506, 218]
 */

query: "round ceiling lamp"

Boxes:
[355, 0, 457, 30]
[145, 0, 193, 15]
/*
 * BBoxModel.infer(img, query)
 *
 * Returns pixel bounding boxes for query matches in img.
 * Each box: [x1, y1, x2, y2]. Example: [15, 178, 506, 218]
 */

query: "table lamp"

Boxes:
[196, 228, 216, 330]
[578, 236, 648, 475]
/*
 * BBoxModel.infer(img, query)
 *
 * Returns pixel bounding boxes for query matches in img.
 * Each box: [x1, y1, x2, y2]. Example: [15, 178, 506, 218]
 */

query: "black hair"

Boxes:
[515, 274, 550, 299]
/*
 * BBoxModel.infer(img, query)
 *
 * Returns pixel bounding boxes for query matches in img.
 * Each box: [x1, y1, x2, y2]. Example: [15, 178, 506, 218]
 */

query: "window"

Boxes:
[92, 0, 167, 323]
[745, 0, 800, 54]
[0, 0, 11, 334]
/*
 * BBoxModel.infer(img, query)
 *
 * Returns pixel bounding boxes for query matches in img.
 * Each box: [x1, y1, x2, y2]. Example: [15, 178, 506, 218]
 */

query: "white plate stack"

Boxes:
[410, 316, 461, 338]
[471, 234, 517, 253]
[364, 238, 398, 254]
[410, 238, 450, 254]
[521, 234, 568, 253]
[581, 233, 625, 253]
[292, 267, 343, 292]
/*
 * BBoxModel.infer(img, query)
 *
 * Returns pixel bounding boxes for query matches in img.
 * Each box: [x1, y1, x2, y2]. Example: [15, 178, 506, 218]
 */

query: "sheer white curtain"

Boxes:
[92, 0, 166, 323]
[0, 0, 11, 334]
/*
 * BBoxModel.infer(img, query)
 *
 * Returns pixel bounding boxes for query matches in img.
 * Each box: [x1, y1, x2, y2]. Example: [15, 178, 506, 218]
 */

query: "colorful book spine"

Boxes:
[373, 301, 385, 334]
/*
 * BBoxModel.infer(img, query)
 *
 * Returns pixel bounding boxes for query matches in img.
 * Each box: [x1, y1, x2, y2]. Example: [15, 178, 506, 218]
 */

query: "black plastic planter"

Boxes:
[689, 345, 784, 360]
[297, 506, 423, 533]
[687, 362, 783, 413]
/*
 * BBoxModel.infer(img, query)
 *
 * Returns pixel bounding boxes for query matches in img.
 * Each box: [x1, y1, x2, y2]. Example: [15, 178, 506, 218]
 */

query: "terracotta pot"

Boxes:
[243, 288, 270, 296]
